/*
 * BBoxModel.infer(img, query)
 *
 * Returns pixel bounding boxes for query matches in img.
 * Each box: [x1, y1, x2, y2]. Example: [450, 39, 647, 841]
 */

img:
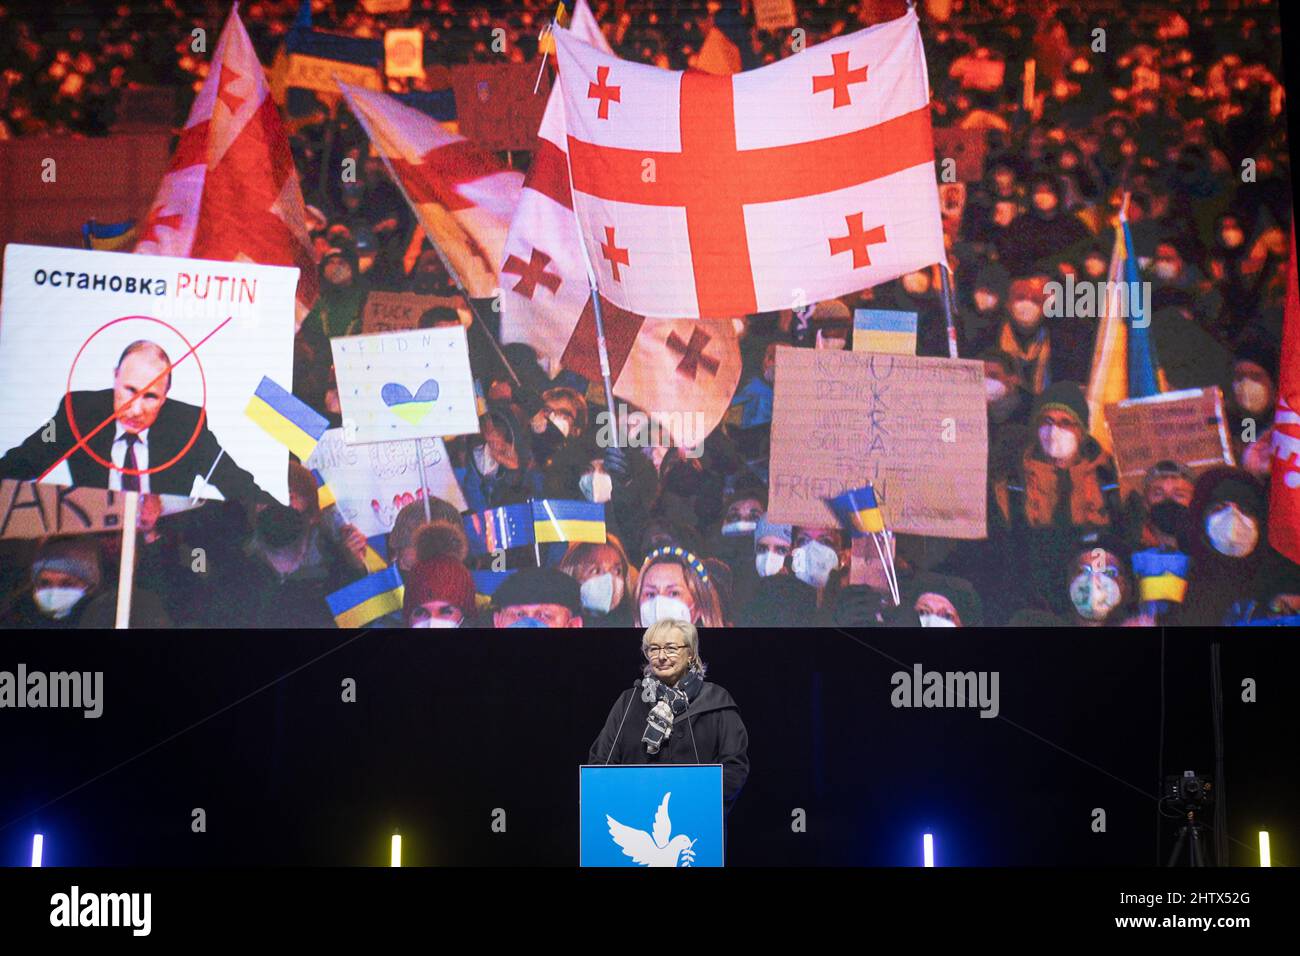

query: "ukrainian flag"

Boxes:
[311, 468, 337, 510]
[537, 2, 568, 55]
[1131, 549, 1189, 604]
[463, 503, 535, 554]
[245, 376, 329, 461]
[326, 565, 405, 628]
[82, 219, 137, 251]
[532, 498, 606, 544]
[853, 309, 918, 355]
[827, 484, 885, 535]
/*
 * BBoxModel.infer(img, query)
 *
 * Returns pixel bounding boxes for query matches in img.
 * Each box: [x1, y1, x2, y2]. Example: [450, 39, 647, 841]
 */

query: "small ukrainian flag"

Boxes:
[245, 376, 329, 462]
[1131, 549, 1189, 604]
[537, 2, 568, 55]
[532, 498, 605, 544]
[827, 484, 885, 535]
[853, 309, 918, 355]
[326, 565, 405, 628]
[311, 468, 337, 510]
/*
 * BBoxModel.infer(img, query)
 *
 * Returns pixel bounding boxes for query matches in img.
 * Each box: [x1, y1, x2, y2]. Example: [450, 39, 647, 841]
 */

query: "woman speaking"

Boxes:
[588, 620, 750, 813]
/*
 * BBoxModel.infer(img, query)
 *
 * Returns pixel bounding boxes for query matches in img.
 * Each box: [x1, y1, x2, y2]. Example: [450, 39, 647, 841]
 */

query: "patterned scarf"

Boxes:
[998, 321, 1051, 395]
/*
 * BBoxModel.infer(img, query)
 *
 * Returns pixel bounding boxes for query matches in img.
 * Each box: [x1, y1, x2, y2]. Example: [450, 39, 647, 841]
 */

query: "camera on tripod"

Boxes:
[1163, 770, 1213, 811]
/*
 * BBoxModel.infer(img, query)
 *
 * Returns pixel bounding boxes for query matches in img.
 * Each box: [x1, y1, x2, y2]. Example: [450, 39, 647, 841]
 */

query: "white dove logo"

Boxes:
[606, 792, 698, 867]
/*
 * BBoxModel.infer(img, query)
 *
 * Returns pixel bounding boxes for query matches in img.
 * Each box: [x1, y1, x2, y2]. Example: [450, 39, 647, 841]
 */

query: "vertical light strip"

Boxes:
[391, 833, 402, 868]
[31, 834, 44, 867]
[922, 833, 934, 867]
[1259, 831, 1271, 867]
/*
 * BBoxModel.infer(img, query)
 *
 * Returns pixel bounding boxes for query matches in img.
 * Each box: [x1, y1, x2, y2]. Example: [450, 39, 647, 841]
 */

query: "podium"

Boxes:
[579, 764, 724, 867]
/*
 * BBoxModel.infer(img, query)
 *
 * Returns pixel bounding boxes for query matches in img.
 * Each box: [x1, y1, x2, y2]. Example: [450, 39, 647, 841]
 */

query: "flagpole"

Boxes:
[939, 260, 959, 359]
[414, 438, 432, 522]
[336, 77, 524, 392]
[115, 490, 140, 629]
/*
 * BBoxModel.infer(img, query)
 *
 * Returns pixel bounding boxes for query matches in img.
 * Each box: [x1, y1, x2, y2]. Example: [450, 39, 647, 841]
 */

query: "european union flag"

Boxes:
[827, 484, 885, 535]
[463, 503, 535, 554]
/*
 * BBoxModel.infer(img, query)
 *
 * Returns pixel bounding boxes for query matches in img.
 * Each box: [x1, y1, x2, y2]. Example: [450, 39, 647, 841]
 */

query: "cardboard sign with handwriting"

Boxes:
[767, 348, 988, 539]
[1104, 387, 1234, 499]
[362, 291, 468, 333]
[0, 480, 196, 540]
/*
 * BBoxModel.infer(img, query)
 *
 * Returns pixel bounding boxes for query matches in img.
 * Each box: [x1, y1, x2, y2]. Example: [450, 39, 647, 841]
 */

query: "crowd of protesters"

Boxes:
[2, 0, 1297, 629]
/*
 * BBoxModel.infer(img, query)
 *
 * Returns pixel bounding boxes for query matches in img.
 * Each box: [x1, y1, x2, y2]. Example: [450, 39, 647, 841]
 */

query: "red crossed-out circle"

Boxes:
[64, 315, 208, 477]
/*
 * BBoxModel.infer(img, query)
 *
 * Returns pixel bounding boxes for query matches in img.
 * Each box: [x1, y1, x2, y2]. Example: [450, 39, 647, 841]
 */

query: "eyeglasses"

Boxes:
[644, 644, 687, 659]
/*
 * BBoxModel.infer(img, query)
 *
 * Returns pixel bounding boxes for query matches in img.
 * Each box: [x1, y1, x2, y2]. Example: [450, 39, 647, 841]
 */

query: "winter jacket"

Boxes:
[589, 680, 750, 813]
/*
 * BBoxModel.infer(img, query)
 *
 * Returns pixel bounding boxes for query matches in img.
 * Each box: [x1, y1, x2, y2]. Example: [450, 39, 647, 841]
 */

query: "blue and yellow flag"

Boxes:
[82, 219, 137, 251]
[463, 503, 535, 554]
[827, 484, 885, 535]
[1131, 549, 1189, 604]
[326, 565, 405, 628]
[245, 376, 330, 461]
[532, 498, 606, 544]
[1123, 219, 1163, 399]
[853, 309, 918, 355]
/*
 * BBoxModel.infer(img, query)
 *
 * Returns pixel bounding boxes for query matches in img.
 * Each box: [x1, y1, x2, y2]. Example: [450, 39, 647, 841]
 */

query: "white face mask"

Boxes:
[581, 572, 623, 615]
[413, 617, 460, 629]
[579, 471, 613, 504]
[792, 540, 838, 589]
[1011, 301, 1042, 329]
[721, 520, 757, 536]
[548, 413, 571, 438]
[473, 443, 498, 477]
[34, 586, 86, 619]
[985, 378, 1010, 403]
[974, 291, 999, 312]
[1039, 423, 1080, 462]
[1153, 262, 1178, 281]
[1068, 571, 1122, 621]
[640, 595, 693, 627]
[1233, 379, 1270, 414]
[755, 550, 786, 578]
[1206, 504, 1259, 557]
[918, 613, 958, 628]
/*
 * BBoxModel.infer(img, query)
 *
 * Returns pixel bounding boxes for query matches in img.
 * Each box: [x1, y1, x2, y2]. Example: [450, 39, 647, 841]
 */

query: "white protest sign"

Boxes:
[331, 326, 480, 445]
[307, 427, 467, 539]
[0, 244, 298, 504]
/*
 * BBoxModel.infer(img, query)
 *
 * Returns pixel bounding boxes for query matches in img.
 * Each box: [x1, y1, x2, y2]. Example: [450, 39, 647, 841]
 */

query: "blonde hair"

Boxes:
[640, 619, 706, 677]
[558, 535, 637, 608]
[634, 551, 725, 628]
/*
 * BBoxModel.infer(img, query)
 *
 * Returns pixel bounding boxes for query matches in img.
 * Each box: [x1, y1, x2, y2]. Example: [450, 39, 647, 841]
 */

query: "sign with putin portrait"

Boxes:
[0, 244, 299, 504]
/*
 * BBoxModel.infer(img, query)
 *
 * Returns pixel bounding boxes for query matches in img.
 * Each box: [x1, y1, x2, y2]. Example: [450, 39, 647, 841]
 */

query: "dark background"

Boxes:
[1, 629, 1295, 867]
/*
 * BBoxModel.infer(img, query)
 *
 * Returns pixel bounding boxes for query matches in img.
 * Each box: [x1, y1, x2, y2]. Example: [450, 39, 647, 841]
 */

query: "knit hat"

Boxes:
[255, 503, 308, 551]
[403, 555, 476, 619]
[31, 537, 102, 592]
[754, 514, 793, 545]
[1032, 380, 1089, 430]
[908, 572, 984, 627]
[1233, 335, 1280, 382]
[493, 567, 582, 616]
[1009, 274, 1051, 305]
[389, 496, 468, 561]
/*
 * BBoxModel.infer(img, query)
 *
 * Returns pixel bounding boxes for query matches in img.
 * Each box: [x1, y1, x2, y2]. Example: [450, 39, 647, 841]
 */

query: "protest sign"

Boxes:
[0, 480, 191, 539]
[753, 0, 798, 31]
[285, 55, 383, 95]
[331, 326, 480, 444]
[1104, 387, 1235, 499]
[766, 348, 988, 538]
[362, 0, 411, 12]
[307, 428, 467, 539]
[0, 244, 299, 504]
[385, 28, 425, 78]
[361, 291, 468, 333]
[932, 127, 987, 182]
[450, 63, 550, 152]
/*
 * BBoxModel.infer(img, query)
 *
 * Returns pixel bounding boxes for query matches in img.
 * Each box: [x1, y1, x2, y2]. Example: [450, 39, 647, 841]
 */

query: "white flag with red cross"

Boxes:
[338, 82, 524, 300]
[552, 7, 944, 319]
[134, 5, 318, 325]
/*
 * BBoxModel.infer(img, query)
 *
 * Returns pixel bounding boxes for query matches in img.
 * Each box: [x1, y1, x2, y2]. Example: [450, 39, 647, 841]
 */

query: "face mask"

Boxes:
[33, 586, 86, 619]
[1206, 504, 1259, 557]
[1038, 424, 1080, 462]
[507, 616, 549, 628]
[1084, 258, 1107, 278]
[1221, 229, 1244, 249]
[721, 520, 757, 536]
[974, 291, 999, 313]
[1153, 262, 1178, 280]
[640, 595, 693, 626]
[1149, 501, 1190, 537]
[1033, 193, 1058, 214]
[473, 443, 498, 477]
[792, 540, 838, 589]
[547, 413, 571, 438]
[1010, 301, 1042, 330]
[918, 613, 958, 628]
[755, 550, 786, 578]
[1068, 571, 1122, 621]
[902, 275, 930, 295]
[815, 328, 847, 350]
[579, 471, 613, 504]
[580, 572, 622, 615]
[1233, 379, 1270, 414]
[413, 617, 460, 629]
[984, 378, 1009, 403]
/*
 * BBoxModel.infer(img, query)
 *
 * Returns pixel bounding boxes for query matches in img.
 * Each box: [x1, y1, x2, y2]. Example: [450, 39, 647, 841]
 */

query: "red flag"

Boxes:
[133, 5, 318, 325]
[1268, 223, 1300, 565]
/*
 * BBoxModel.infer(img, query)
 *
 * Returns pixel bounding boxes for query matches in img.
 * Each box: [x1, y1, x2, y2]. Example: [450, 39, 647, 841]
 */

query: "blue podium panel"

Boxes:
[579, 764, 724, 868]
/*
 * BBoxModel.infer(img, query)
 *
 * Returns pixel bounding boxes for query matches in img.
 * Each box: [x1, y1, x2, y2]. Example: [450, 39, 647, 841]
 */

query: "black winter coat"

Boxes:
[588, 680, 750, 813]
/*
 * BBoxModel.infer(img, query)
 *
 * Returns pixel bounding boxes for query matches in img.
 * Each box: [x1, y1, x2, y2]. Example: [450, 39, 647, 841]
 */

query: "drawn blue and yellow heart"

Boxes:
[381, 379, 439, 425]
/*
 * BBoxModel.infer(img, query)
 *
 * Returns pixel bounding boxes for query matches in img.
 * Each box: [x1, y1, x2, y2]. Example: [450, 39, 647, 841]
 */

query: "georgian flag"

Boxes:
[552, 7, 945, 319]
[134, 5, 318, 324]
[338, 82, 523, 299]
[1269, 224, 1300, 565]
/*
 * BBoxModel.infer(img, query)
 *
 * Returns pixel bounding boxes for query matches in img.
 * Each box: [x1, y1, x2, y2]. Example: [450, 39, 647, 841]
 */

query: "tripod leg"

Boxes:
[1167, 826, 1188, 867]
[1190, 827, 1208, 867]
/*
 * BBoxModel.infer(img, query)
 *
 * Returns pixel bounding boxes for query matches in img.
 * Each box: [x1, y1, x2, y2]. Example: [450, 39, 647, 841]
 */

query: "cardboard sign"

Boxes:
[361, 291, 468, 333]
[362, 0, 412, 13]
[0, 480, 197, 539]
[753, 0, 798, 31]
[385, 28, 425, 79]
[1104, 387, 1235, 499]
[451, 63, 551, 152]
[767, 348, 988, 539]
[331, 327, 480, 444]
[932, 127, 987, 183]
[306, 428, 466, 539]
[285, 54, 383, 95]
[0, 245, 298, 504]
